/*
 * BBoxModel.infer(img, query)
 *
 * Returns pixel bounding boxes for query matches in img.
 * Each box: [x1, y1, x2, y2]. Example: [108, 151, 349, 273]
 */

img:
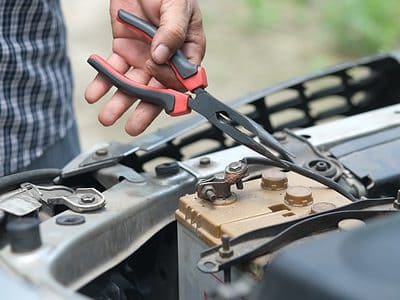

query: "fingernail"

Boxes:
[153, 44, 171, 64]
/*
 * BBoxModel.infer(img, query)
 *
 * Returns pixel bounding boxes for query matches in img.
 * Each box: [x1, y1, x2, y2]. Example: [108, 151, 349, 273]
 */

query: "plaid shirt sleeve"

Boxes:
[0, 0, 75, 176]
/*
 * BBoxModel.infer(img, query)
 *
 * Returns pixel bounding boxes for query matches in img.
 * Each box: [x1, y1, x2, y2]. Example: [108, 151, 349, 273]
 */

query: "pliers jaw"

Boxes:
[190, 90, 295, 162]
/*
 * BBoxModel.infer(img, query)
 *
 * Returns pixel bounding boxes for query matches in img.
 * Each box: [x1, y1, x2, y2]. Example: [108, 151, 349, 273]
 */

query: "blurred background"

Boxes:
[61, 0, 400, 150]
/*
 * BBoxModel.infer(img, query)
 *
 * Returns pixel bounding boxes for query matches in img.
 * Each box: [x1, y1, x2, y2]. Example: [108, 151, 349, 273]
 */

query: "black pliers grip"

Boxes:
[117, 9, 208, 91]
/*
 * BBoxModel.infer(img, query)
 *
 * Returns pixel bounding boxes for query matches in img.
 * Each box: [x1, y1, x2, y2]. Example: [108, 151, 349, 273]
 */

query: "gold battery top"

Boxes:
[176, 168, 351, 246]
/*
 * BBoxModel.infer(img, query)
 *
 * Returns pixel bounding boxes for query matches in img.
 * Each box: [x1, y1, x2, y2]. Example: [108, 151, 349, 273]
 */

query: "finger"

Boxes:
[125, 78, 164, 136]
[145, 59, 186, 91]
[85, 53, 129, 104]
[151, 0, 191, 64]
[181, 3, 206, 64]
[98, 68, 151, 126]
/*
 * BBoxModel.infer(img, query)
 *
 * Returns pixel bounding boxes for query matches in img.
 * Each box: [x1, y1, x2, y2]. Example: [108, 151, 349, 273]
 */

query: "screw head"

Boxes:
[95, 148, 108, 156]
[199, 157, 211, 166]
[56, 215, 85, 226]
[273, 131, 287, 141]
[80, 193, 96, 203]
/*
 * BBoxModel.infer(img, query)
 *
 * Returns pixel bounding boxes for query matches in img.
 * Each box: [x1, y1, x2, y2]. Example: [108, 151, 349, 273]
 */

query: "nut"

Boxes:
[199, 157, 211, 166]
[95, 148, 108, 156]
[80, 193, 96, 203]
[228, 161, 243, 172]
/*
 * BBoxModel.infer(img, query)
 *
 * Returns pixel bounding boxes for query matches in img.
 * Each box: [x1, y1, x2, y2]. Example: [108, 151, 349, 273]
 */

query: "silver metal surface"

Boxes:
[296, 103, 400, 149]
[0, 169, 196, 299]
[44, 187, 105, 212]
[0, 186, 43, 216]
[94, 164, 145, 189]
[181, 103, 400, 179]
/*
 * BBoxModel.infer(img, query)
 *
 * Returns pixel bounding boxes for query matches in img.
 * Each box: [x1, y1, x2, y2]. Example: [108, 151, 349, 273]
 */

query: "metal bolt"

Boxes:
[199, 157, 211, 166]
[315, 161, 329, 171]
[228, 161, 242, 172]
[273, 131, 287, 141]
[80, 193, 96, 203]
[95, 148, 108, 156]
[56, 214, 86, 226]
[204, 186, 217, 202]
[221, 235, 230, 251]
[219, 234, 233, 258]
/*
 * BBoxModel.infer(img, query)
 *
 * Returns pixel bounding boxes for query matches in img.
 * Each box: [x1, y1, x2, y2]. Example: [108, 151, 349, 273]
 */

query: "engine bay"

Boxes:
[0, 52, 400, 300]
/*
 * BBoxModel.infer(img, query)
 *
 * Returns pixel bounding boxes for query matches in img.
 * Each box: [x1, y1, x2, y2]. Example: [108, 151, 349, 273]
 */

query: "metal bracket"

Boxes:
[196, 161, 248, 202]
[0, 183, 105, 216]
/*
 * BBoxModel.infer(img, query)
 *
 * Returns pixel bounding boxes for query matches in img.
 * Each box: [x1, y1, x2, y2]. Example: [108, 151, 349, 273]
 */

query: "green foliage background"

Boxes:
[244, 0, 400, 56]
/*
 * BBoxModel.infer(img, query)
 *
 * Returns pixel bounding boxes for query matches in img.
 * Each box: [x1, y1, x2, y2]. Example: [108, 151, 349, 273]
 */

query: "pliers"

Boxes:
[88, 9, 294, 163]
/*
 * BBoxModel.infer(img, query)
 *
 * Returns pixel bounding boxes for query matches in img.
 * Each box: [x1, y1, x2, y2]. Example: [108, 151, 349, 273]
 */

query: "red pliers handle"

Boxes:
[88, 9, 208, 116]
[88, 55, 191, 116]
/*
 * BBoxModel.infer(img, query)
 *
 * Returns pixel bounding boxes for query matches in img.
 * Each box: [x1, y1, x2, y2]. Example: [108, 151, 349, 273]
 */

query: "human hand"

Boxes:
[85, 0, 206, 136]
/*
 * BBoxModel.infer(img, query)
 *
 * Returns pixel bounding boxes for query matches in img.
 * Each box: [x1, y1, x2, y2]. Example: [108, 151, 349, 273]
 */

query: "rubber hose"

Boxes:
[0, 169, 61, 194]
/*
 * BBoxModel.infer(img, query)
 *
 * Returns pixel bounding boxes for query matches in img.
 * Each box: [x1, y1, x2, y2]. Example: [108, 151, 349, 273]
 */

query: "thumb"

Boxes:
[151, 0, 190, 64]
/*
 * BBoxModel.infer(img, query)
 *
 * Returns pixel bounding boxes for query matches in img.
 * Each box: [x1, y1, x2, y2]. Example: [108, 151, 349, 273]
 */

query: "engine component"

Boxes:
[280, 130, 343, 181]
[1, 51, 400, 300]
[178, 167, 352, 245]
[176, 165, 355, 299]
[329, 126, 400, 197]
[0, 183, 105, 216]
[195, 161, 248, 203]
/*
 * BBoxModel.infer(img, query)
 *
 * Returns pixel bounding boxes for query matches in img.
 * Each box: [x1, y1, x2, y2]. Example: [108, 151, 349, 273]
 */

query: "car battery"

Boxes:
[175, 167, 352, 299]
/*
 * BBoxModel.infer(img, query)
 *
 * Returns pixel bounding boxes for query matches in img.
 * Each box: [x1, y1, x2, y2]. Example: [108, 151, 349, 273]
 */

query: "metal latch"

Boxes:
[0, 183, 105, 216]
